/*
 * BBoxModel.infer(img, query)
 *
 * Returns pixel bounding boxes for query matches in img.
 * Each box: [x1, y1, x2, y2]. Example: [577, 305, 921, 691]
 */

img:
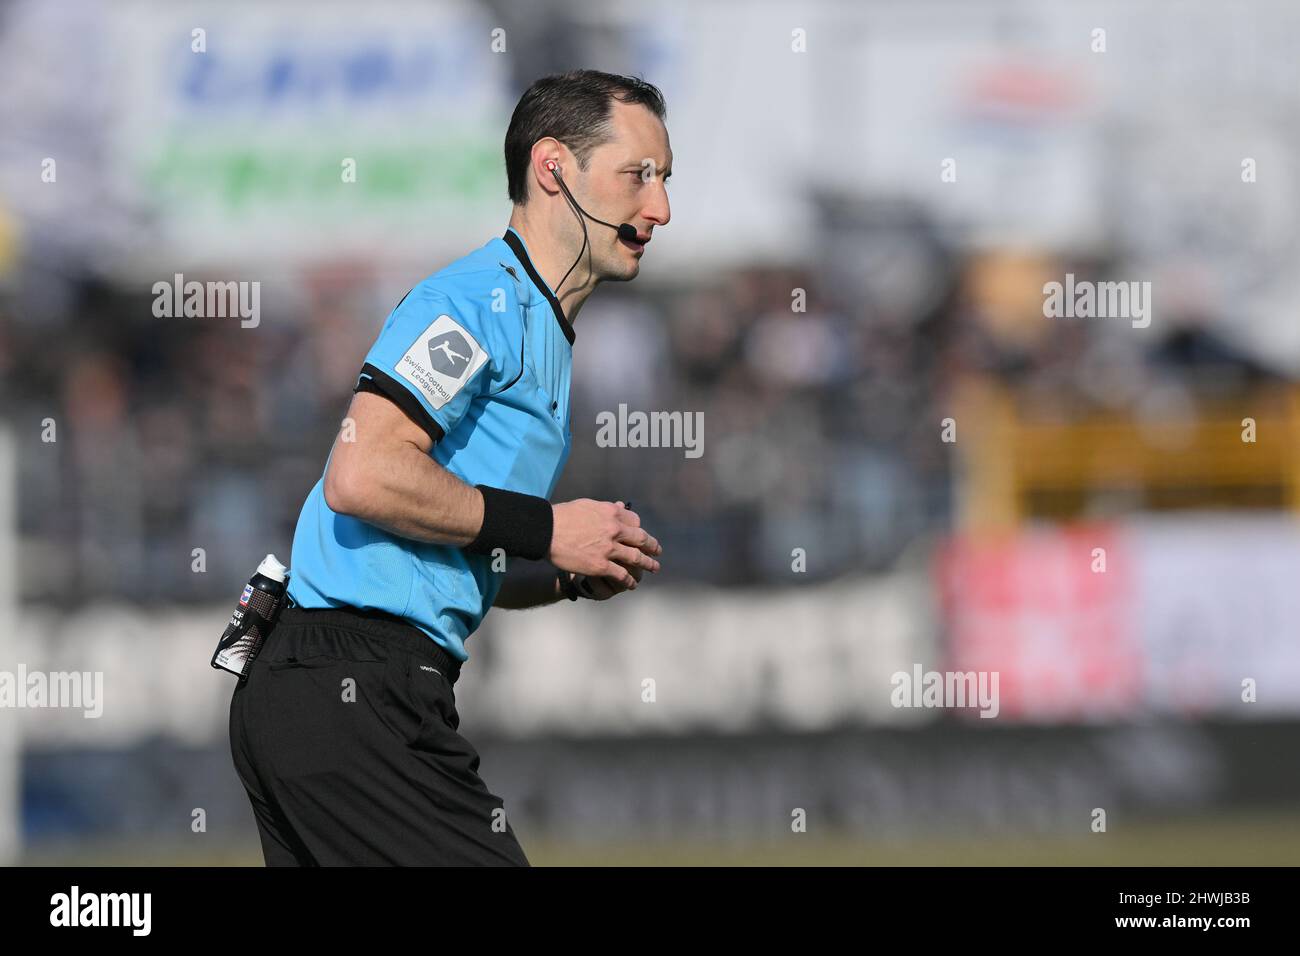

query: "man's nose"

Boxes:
[643, 183, 670, 227]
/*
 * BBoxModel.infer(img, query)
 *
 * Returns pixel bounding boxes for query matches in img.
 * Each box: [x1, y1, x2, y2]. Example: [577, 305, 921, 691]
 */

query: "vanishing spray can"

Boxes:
[211, 554, 288, 680]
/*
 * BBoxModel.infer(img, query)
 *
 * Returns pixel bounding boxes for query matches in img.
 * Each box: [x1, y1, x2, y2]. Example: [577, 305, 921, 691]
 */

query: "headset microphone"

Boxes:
[546, 161, 640, 292]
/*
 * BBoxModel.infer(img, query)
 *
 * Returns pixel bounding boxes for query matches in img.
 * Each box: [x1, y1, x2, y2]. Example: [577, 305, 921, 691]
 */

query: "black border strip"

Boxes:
[354, 362, 445, 445]
[502, 228, 576, 345]
[8, 866, 1286, 933]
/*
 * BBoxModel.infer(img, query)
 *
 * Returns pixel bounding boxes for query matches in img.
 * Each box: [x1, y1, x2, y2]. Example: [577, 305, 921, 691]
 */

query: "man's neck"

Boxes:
[506, 209, 599, 325]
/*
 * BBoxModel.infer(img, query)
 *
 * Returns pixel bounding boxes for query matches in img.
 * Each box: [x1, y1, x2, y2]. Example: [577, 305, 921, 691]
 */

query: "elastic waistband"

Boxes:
[276, 605, 463, 684]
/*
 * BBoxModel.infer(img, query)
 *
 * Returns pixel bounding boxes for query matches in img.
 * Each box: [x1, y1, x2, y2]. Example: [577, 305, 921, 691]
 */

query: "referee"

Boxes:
[229, 70, 670, 866]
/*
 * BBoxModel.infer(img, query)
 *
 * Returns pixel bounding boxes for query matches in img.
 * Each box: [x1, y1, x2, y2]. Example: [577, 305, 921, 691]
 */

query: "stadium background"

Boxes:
[1, 0, 1299, 865]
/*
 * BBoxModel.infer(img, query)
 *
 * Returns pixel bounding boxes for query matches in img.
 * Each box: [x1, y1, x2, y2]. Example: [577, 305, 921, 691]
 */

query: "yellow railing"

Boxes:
[953, 377, 1300, 530]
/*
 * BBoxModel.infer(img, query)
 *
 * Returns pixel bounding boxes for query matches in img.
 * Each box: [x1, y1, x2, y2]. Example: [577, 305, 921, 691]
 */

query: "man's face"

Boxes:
[569, 100, 672, 282]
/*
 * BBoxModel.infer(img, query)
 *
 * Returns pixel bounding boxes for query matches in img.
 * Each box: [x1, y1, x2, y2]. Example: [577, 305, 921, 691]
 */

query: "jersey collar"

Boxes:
[502, 227, 576, 346]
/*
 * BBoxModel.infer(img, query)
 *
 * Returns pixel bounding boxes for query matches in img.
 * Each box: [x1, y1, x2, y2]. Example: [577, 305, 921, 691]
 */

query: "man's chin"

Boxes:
[594, 246, 645, 283]
[615, 253, 643, 280]
[598, 261, 641, 283]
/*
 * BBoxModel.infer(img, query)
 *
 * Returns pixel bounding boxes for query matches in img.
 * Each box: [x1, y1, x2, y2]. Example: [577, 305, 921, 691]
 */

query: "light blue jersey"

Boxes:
[286, 228, 574, 661]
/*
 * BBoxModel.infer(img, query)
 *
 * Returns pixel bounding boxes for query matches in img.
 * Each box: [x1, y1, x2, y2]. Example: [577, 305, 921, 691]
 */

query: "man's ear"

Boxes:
[531, 139, 565, 196]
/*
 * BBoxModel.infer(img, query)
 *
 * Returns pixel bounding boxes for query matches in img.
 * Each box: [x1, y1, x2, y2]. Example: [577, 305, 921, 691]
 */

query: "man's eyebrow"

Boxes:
[621, 159, 673, 176]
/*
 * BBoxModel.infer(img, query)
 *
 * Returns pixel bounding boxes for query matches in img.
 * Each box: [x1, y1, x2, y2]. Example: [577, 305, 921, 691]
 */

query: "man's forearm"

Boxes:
[333, 436, 486, 546]
[347, 442, 563, 607]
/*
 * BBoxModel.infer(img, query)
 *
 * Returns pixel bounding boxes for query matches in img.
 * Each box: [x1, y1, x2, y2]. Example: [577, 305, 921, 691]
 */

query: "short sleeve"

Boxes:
[354, 283, 522, 444]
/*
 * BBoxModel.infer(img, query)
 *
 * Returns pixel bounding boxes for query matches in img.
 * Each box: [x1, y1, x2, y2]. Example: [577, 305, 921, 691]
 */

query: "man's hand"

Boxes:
[572, 558, 645, 600]
[549, 499, 661, 588]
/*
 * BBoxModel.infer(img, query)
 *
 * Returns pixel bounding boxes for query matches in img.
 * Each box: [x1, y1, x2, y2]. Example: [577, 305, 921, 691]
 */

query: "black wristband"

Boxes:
[558, 569, 581, 601]
[465, 485, 553, 561]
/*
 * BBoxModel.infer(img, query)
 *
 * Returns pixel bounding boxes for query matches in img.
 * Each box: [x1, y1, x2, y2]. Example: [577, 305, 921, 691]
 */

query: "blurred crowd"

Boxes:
[0, 237, 950, 604]
[0, 204, 1284, 606]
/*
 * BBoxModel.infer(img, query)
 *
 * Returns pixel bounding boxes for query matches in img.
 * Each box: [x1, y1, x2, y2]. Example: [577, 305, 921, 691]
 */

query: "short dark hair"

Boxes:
[504, 69, 667, 205]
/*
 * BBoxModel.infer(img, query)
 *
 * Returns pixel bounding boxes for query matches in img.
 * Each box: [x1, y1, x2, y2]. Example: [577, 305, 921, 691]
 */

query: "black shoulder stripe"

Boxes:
[354, 363, 445, 446]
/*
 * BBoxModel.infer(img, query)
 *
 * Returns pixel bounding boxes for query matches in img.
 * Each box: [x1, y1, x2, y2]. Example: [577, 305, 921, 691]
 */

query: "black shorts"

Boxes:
[228, 605, 529, 866]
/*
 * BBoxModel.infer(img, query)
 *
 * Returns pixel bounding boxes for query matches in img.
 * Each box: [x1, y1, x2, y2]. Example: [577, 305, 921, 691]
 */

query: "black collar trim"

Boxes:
[502, 229, 575, 345]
